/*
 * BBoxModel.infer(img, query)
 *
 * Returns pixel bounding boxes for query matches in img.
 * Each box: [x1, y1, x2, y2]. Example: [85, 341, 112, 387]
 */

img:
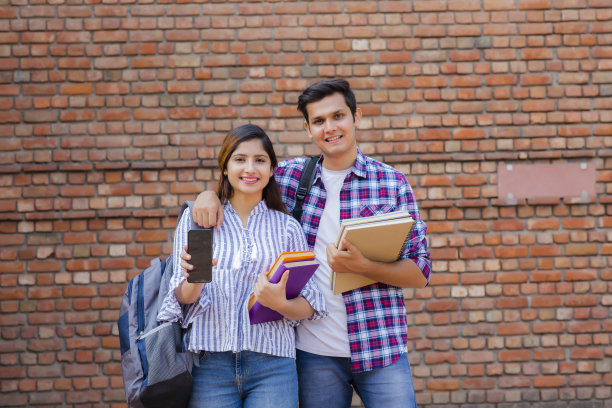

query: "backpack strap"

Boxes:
[180, 200, 200, 231]
[292, 155, 319, 222]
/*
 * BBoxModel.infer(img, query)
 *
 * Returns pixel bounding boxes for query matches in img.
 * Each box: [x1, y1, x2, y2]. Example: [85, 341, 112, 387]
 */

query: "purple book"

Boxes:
[248, 259, 319, 324]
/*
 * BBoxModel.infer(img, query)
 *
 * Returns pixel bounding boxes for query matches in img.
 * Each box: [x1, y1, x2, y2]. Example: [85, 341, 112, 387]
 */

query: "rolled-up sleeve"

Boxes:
[285, 218, 328, 322]
[398, 180, 432, 285]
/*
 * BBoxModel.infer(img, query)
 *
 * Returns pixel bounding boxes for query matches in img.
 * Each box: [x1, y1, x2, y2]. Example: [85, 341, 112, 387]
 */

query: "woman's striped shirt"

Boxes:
[157, 200, 327, 359]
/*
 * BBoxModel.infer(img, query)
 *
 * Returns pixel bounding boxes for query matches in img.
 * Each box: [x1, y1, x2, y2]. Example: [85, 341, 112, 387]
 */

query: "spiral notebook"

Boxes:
[331, 211, 414, 294]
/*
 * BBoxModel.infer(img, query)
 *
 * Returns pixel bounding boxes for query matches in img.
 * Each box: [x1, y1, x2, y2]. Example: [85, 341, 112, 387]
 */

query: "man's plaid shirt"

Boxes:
[275, 149, 431, 372]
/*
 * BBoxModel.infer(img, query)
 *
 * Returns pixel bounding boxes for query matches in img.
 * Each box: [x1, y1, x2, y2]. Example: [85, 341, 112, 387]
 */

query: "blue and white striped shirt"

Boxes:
[157, 200, 327, 359]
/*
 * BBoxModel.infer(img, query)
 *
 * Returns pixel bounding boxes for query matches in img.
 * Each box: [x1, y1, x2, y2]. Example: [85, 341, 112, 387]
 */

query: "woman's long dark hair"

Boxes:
[216, 124, 287, 214]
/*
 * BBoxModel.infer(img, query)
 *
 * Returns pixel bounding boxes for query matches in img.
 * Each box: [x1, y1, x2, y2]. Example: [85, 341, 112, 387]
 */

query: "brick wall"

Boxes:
[1, 1, 611, 407]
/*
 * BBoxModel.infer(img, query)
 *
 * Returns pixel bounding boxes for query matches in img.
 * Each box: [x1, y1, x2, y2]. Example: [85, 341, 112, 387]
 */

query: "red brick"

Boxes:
[63, 286, 98, 298]
[167, 30, 199, 42]
[499, 350, 531, 362]
[241, 107, 273, 119]
[426, 379, 459, 390]
[60, 84, 93, 95]
[421, 175, 452, 187]
[565, 270, 597, 281]
[461, 351, 494, 363]
[134, 109, 167, 120]
[64, 232, 96, 245]
[414, 76, 447, 88]
[530, 245, 562, 256]
[97, 109, 130, 121]
[499, 376, 530, 388]
[460, 247, 493, 259]
[456, 175, 487, 185]
[569, 374, 602, 386]
[65, 260, 100, 272]
[565, 244, 598, 256]
[492, 220, 524, 231]
[425, 352, 458, 364]
[571, 348, 603, 360]
[461, 298, 494, 310]
[27, 260, 61, 273]
[527, 219, 560, 230]
[134, 231, 168, 243]
[169, 108, 202, 120]
[531, 271, 562, 282]
[205, 107, 238, 119]
[519, 0, 551, 9]
[131, 57, 165, 68]
[94, 57, 128, 70]
[57, 31, 91, 44]
[22, 32, 55, 43]
[168, 81, 201, 93]
[451, 101, 484, 113]
[498, 323, 530, 336]
[93, 31, 127, 43]
[101, 258, 134, 270]
[534, 349, 566, 361]
[60, 186, 95, 197]
[565, 295, 598, 307]
[534, 376, 566, 388]
[426, 300, 458, 312]
[533, 322, 565, 334]
[60, 110, 94, 122]
[430, 248, 458, 259]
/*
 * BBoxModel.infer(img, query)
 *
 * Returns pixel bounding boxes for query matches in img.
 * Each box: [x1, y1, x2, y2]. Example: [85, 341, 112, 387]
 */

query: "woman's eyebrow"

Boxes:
[231, 153, 268, 158]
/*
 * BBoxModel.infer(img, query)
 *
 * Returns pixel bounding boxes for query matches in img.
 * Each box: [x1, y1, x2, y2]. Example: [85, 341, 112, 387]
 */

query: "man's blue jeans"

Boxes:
[296, 350, 417, 408]
[188, 350, 298, 408]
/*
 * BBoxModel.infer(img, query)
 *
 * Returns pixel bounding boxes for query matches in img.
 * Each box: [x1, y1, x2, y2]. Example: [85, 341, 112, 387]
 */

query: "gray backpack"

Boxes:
[118, 202, 197, 408]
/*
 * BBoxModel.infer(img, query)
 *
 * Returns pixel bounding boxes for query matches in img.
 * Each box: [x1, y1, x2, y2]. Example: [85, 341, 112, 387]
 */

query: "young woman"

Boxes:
[157, 124, 326, 408]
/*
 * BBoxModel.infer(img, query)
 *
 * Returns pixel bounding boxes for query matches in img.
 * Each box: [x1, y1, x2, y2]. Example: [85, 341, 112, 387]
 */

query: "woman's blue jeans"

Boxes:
[188, 350, 298, 408]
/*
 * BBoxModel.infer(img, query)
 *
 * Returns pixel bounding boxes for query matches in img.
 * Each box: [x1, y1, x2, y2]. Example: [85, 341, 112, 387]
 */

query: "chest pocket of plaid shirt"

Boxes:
[359, 203, 397, 218]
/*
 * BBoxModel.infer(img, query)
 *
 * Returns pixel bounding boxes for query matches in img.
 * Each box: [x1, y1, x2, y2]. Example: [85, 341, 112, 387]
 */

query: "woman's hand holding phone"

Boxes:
[180, 244, 217, 281]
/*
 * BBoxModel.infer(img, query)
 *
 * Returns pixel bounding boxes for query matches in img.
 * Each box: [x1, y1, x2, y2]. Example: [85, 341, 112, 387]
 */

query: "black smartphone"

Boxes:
[187, 229, 213, 283]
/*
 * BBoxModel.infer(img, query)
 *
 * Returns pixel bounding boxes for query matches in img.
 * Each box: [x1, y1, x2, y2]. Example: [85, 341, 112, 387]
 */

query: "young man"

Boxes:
[189, 79, 431, 408]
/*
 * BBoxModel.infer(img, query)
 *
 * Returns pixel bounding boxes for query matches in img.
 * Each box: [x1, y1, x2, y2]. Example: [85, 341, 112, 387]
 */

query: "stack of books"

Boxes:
[331, 211, 414, 294]
[248, 251, 319, 324]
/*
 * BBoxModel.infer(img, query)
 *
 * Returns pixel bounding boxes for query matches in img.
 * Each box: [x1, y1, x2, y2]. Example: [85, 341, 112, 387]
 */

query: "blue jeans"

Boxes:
[296, 350, 417, 408]
[188, 351, 298, 408]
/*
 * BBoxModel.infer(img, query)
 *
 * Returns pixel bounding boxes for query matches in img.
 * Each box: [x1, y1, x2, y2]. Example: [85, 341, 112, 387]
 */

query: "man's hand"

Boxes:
[193, 190, 224, 228]
[328, 240, 429, 288]
[326, 239, 370, 275]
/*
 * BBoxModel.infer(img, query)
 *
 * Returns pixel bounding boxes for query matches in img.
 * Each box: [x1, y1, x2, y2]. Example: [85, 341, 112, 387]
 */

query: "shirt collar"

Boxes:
[352, 148, 368, 178]
[317, 148, 367, 180]
[224, 199, 268, 219]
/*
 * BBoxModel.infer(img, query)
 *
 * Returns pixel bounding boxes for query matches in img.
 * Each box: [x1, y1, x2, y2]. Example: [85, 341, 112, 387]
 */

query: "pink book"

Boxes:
[248, 259, 319, 324]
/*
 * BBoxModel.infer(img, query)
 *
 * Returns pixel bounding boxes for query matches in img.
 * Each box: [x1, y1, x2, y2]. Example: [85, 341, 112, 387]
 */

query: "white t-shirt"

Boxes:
[295, 166, 351, 357]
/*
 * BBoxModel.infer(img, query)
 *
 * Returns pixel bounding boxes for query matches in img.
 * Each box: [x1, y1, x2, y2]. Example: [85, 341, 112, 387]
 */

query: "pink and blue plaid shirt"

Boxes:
[275, 149, 431, 372]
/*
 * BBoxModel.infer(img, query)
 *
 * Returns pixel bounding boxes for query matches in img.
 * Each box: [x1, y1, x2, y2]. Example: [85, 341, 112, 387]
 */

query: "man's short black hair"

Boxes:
[297, 78, 357, 124]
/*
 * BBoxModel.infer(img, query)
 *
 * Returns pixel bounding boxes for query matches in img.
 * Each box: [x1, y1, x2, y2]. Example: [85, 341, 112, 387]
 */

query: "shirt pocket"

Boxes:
[359, 203, 397, 218]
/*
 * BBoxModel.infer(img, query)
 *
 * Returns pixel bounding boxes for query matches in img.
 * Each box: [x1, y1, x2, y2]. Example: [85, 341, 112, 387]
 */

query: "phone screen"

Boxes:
[187, 229, 213, 283]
